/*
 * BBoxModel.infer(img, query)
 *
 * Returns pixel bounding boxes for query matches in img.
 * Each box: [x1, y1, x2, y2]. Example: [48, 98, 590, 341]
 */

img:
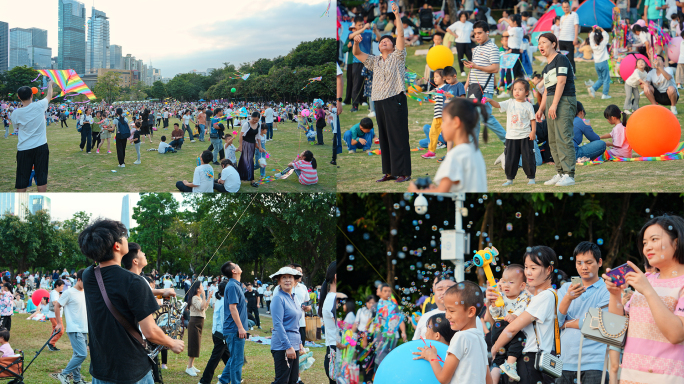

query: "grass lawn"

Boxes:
[337, 34, 684, 192]
[14, 307, 328, 383]
[0, 117, 337, 193]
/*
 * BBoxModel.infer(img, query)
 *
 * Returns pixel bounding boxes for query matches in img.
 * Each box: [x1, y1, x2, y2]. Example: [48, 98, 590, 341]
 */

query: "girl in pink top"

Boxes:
[603, 215, 684, 384]
[600, 105, 633, 158]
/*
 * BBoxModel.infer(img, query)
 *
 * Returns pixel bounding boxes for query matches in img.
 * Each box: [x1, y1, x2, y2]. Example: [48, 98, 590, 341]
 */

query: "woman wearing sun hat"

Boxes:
[270, 266, 304, 384]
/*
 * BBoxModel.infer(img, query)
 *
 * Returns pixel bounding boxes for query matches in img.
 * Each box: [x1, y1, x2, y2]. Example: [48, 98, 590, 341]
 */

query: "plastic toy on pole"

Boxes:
[472, 247, 504, 307]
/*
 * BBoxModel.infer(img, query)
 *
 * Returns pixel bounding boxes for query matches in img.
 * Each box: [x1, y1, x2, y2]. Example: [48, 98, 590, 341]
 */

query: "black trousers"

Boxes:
[271, 349, 299, 384]
[227, 118, 234, 129]
[0, 316, 11, 331]
[265, 300, 271, 311]
[490, 320, 525, 367]
[80, 125, 92, 152]
[199, 332, 230, 384]
[259, 294, 264, 308]
[344, 64, 354, 104]
[332, 132, 339, 162]
[350, 62, 365, 109]
[116, 138, 127, 165]
[247, 305, 260, 327]
[504, 138, 536, 180]
[455, 42, 473, 73]
[61, 119, 68, 127]
[375, 92, 411, 177]
[510, 48, 525, 79]
[92, 131, 101, 149]
[316, 126, 324, 145]
[559, 40, 576, 74]
[325, 346, 336, 384]
[517, 352, 555, 384]
[299, 326, 306, 346]
[163, 118, 169, 128]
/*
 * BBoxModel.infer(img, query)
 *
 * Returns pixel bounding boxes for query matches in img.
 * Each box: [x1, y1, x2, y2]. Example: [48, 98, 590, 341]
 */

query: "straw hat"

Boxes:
[269, 267, 302, 280]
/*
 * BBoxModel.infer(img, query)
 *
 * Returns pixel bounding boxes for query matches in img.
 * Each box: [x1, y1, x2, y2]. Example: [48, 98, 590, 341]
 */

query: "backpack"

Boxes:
[115, 116, 130, 139]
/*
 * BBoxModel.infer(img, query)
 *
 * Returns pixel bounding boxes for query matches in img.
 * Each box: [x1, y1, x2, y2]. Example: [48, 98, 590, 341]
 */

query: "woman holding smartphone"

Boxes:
[603, 215, 684, 384]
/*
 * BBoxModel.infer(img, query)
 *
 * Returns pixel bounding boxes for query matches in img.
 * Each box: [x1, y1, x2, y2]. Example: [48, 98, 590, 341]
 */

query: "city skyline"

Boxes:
[2, 0, 333, 76]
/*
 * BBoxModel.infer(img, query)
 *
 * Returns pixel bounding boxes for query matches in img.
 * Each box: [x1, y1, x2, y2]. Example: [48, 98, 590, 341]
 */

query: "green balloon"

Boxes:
[231, 88, 236, 93]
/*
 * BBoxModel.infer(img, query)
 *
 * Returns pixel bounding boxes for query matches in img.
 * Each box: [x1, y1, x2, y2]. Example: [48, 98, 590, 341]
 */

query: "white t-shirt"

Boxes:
[559, 12, 579, 42]
[404, 26, 415, 38]
[192, 164, 215, 193]
[446, 327, 489, 384]
[508, 27, 524, 49]
[57, 287, 88, 333]
[626, 68, 648, 87]
[412, 308, 445, 340]
[220, 166, 240, 193]
[264, 108, 274, 124]
[337, 63, 343, 76]
[47, 289, 61, 318]
[526, 17, 538, 28]
[322, 293, 338, 346]
[522, 289, 557, 353]
[295, 283, 309, 327]
[678, 40, 684, 64]
[183, 115, 191, 125]
[163, 279, 173, 289]
[344, 311, 356, 325]
[552, 24, 561, 39]
[647, 67, 679, 95]
[158, 142, 170, 152]
[589, 30, 610, 63]
[449, 21, 474, 44]
[499, 99, 535, 139]
[354, 307, 374, 332]
[434, 142, 487, 192]
[11, 98, 49, 151]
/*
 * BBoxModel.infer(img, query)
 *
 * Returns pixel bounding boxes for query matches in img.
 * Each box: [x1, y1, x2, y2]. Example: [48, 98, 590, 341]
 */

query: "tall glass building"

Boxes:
[0, 193, 30, 221]
[29, 46, 53, 69]
[58, 0, 86, 74]
[9, 28, 32, 70]
[29, 195, 52, 216]
[109, 44, 122, 69]
[86, 7, 109, 74]
[0, 22, 8, 72]
[30, 28, 48, 48]
[121, 194, 131, 232]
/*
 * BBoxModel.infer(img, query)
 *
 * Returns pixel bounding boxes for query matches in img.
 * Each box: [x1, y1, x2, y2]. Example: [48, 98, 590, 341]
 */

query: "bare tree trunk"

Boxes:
[605, 194, 631, 267]
[527, 203, 535, 246]
[446, 0, 458, 25]
[588, 220, 593, 242]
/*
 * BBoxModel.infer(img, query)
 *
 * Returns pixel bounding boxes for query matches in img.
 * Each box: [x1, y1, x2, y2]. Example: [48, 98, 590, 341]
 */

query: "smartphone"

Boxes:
[571, 276, 582, 286]
[605, 263, 635, 286]
[461, 58, 469, 61]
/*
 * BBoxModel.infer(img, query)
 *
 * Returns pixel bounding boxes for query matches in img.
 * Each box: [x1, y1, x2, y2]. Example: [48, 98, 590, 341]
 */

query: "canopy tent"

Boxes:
[576, 0, 616, 29]
[530, 5, 564, 46]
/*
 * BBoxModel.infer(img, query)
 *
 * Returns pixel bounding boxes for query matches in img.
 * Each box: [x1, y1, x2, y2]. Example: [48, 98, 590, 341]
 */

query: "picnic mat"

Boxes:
[580, 141, 684, 165]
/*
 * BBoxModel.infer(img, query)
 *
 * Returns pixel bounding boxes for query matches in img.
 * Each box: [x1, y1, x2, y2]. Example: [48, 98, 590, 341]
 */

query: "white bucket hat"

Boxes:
[269, 267, 302, 280]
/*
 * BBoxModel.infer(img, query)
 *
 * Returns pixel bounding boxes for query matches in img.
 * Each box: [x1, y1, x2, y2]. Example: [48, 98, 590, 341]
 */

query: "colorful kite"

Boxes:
[37, 69, 96, 100]
[228, 71, 250, 80]
[301, 76, 323, 90]
[321, 0, 331, 17]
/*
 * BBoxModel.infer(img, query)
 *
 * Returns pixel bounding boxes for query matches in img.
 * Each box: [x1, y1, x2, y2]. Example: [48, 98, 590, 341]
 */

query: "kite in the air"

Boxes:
[301, 77, 323, 90]
[35, 69, 96, 100]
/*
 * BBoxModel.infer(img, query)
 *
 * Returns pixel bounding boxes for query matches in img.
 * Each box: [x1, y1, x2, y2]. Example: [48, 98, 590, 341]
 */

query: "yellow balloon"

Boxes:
[426, 45, 454, 71]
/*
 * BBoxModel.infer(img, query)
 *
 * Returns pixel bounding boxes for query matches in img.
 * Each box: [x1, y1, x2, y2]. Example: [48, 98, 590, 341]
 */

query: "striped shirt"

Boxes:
[559, 12, 579, 42]
[470, 39, 501, 94]
[363, 48, 407, 101]
[293, 160, 318, 185]
[433, 84, 445, 119]
[621, 272, 684, 384]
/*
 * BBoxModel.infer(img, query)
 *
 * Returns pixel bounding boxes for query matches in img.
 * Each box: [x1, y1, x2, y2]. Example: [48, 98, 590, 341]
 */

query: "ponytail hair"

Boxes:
[317, 261, 337, 318]
[442, 97, 488, 149]
[302, 150, 317, 169]
[593, 30, 603, 46]
[603, 104, 628, 127]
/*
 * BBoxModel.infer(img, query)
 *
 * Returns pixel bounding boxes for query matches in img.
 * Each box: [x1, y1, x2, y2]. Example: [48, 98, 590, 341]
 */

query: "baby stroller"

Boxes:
[0, 331, 58, 384]
[419, 7, 434, 42]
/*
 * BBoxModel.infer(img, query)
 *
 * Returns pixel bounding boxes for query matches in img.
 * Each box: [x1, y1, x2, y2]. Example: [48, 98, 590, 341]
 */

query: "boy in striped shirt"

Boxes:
[422, 69, 447, 159]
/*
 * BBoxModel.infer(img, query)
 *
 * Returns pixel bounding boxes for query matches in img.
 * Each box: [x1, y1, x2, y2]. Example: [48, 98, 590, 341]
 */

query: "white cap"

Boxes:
[269, 267, 302, 280]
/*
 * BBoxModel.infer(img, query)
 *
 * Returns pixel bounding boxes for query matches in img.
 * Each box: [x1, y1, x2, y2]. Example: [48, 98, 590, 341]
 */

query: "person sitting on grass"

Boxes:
[169, 123, 184, 150]
[0, 328, 16, 358]
[275, 150, 318, 185]
[599, 105, 633, 158]
[176, 150, 215, 193]
[572, 101, 606, 163]
[214, 159, 240, 193]
[158, 136, 177, 154]
[344, 117, 375, 154]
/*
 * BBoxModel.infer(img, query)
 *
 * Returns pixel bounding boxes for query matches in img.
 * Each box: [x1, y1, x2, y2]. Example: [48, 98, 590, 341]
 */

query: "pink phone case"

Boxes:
[606, 263, 634, 286]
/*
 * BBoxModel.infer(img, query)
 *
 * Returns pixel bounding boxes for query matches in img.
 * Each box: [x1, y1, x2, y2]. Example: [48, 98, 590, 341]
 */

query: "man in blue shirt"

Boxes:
[556, 241, 611, 384]
[219, 261, 247, 384]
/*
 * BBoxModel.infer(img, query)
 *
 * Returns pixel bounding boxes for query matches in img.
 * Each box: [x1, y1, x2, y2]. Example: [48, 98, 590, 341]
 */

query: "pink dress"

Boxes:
[620, 273, 684, 384]
[606, 123, 632, 158]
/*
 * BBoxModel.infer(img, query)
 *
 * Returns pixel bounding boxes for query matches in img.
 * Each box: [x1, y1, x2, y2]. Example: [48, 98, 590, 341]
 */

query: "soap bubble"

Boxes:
[390, 229, 397, 235]
[483, 195, 488, 200]
[478, 198, 483, 204]
[444, 221, 449, 226]
[506, 223, 513, 231]
[496, 199, 502, 206]
[363, 233, 370, 240]
[555, 235, 559, 240]
[597, 238, 604, 245]
[515, 212, 522, 219]
[347, 265, 354, 271]
[349, 255, 355, 261]
[568, 232, 572, 237]
[391, 260, 397, 265]
[645, 208, 650, 213]
[347, 225, 354, 232]
[432, 225, 438, 231]
[393, 203, 400, 209]
[346, 245, 354, 253]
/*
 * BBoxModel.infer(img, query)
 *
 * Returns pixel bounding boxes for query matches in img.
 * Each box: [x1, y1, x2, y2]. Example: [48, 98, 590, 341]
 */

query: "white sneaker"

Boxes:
[133, 160, 141, 165]
[672, 106, 678, 115]
[274, 173, 282, 179]
[494, 152, 505, 165]
[555, 174, 576, 186]
[601, 94, 612, 100]
[120, 164, 125, 168]
[185, 367, 197, 377]
[192, 366, 200, 373]
[544, 173, 563, 185]
[436, 142, 447, 149]
[461, 72, 466, 76]
[362, 102, 368, 106]
[191, 140, 196, 142]
[588, 87, 596, 98]
[367, 111, 376, 118]
[348, 150, 355, 154]
[500, 361, 521, 382]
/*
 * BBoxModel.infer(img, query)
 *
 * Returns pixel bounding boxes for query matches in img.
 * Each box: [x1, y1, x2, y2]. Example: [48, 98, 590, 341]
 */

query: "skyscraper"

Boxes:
[29, 195, 52, 216]
[0, 22, 9, 72]
[9, 28, 32, 69]
[121, 194, 131, 232]
[58, 0, 86, 74]
[86, 7, 110, 74]
[109, 44, 122, 69]
[29, 28, 48, 48]
[0, 193, 30, 221]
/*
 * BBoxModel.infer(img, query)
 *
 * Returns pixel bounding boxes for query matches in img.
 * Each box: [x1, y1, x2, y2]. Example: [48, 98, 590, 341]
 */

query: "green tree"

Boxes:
[131, 193, 179, 271]
[0, 66, 41, 99]
[0, 210, 61, 274]
[150, 81, 167, 100]
[93, 71, 122, 103]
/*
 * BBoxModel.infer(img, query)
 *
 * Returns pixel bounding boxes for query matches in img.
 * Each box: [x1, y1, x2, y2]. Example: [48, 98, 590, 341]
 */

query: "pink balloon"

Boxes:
[668, 37, 683, 63]
[619, 53, 651, 82]
[301, 109, 310, 117]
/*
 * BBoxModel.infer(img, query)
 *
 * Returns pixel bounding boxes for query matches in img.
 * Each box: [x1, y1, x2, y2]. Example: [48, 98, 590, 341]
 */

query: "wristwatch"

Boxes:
[337, 97, 343, 102]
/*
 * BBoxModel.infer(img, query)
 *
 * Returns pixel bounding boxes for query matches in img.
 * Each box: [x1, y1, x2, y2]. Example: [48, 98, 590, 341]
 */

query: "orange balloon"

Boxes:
[31, 87, 38, 94]
[626, 105, 681, 156]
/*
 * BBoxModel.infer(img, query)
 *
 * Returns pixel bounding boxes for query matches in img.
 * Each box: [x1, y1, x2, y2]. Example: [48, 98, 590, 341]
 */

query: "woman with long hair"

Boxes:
[237, 111, 262, 188]
[319, 261, 337, 384]
[184, 280, 209, 377]
[140, 108, 152, 144]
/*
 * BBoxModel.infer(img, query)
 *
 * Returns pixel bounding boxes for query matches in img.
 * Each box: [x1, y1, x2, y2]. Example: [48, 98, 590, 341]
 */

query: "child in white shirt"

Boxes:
[158, 136, 176, 154]
[624, 57, 650, 113]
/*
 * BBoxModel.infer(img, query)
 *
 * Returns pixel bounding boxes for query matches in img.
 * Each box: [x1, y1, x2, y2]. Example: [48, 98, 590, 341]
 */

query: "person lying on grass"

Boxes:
[275, 150, 318, 185]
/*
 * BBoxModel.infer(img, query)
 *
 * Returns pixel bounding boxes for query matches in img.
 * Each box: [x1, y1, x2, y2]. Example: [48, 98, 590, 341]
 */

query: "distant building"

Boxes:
[58, 0, 86, 74]
[28, 46, 52, 69]
[0, 22, 8, 72]
[86, 7, 110, 74]
[161, 77, 171, 84]
[82, 68, 134, 90]
[29, 28, 48, 48]
[0, 193, 30, 221]
[121, 195, 130, 232]
[9, 28, 32, 69]
[29, 195, 52, 216]
[109, 44, 122, 69]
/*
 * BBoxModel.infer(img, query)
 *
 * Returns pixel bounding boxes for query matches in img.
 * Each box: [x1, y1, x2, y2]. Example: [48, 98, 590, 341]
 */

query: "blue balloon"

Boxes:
[374, 340, 449, 384]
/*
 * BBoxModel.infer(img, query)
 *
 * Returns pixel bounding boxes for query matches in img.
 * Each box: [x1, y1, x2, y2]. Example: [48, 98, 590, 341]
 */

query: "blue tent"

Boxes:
[576, 0, 616, 29]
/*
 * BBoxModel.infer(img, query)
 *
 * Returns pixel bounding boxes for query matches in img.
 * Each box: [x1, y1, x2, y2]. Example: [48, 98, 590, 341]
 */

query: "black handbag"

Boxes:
[466, 73, 493, 101]
[316, 117, 326, 129]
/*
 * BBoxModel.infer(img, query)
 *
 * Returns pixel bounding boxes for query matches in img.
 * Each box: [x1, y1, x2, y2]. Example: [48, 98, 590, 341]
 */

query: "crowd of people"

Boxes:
[338, 0, 684, 191]
[1, 89, 334, 192]
[333, 214, 684, 384]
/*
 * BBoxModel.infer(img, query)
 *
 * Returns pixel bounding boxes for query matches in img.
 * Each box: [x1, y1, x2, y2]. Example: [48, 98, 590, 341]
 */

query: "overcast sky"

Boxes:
[3, 0, 335, 76]
[29, 193, 187, 227]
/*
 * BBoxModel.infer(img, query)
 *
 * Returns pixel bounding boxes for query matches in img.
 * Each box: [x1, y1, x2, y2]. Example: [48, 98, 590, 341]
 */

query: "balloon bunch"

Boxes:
[335, 323, 360, 384]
